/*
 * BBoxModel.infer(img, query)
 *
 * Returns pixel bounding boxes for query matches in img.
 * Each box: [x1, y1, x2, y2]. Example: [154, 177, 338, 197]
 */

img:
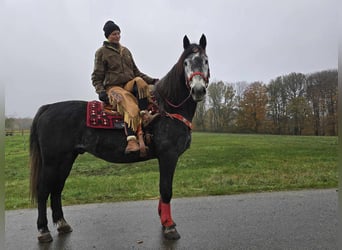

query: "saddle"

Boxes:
[86, 100, 158, 130]
[86, 100, 157, 157]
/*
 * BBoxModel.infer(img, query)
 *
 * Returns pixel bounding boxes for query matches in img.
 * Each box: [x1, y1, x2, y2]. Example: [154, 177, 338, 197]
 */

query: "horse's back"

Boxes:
[34, 100, 87, 117]
[32, 100, 88, 151]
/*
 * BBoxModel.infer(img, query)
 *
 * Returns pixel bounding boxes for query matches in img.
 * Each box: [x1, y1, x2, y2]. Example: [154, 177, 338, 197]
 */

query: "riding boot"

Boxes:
[124, 124, 139, 154]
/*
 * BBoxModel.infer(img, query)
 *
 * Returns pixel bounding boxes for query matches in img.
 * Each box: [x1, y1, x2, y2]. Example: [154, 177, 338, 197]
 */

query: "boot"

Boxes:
[125, 136, 140, 154]
[140, 110, 159, 127]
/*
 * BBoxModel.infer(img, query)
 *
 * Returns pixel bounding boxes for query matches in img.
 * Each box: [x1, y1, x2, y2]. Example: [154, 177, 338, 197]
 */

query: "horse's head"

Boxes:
[183, 34, 210, 102]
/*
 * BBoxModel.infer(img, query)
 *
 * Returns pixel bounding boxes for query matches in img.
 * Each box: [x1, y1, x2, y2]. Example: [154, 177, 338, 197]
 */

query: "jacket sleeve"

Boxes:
[91, 48, 106, 93]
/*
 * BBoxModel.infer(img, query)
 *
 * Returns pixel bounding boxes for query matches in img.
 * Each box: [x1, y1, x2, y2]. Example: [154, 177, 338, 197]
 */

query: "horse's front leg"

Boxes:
[158, 153, 181, 240]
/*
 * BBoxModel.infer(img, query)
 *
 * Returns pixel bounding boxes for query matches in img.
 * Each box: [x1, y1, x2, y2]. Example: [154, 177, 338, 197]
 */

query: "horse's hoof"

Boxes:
[38, 229, 53, 243]
[162, 225, 181, 240]
[57, 218, 73, 234]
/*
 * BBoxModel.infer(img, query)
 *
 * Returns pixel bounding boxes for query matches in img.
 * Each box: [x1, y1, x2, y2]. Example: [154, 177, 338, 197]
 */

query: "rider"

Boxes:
[91, 20, 158, 154]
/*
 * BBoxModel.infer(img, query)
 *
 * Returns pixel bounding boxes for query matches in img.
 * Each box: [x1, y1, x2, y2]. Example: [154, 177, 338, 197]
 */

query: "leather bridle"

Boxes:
[186, 71, 209, 90]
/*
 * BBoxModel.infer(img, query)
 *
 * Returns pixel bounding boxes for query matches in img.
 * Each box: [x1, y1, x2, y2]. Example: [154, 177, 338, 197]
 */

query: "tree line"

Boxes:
[5, 69, 337, 136]
[5, 117, 33, 131]
[193, 69, 337, 135]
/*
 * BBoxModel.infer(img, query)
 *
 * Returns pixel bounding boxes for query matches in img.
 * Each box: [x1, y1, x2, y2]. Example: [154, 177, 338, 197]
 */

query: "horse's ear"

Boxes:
[183, 35, 190, 50]
[199, 34, 207, 50]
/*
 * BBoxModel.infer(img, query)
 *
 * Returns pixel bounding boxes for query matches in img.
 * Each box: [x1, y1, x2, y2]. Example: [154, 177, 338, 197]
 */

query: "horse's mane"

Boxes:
[155, 43, 206, 107]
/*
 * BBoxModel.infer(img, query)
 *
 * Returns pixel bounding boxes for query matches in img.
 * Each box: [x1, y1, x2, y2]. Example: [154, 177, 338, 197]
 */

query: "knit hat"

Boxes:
[103, 20, 121, 38]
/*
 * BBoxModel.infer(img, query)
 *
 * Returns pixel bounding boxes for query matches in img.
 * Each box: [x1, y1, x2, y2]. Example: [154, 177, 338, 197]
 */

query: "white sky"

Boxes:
[1, 0, 338, 117]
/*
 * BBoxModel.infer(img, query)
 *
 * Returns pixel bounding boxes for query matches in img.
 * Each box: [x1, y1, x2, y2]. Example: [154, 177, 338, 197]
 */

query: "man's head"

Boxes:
[103, 20, 121, 43]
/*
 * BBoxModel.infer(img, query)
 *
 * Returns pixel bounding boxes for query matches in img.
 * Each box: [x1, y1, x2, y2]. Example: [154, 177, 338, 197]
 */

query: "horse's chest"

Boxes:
[155, 132, 191, 155]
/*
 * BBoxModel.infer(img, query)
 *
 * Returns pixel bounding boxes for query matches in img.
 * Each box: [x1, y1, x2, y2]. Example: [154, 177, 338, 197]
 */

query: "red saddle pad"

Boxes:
[86, 101, 124, 129]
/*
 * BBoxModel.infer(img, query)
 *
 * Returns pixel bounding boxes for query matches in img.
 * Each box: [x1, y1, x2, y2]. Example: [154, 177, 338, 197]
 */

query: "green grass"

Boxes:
[5, 132, 338, 210]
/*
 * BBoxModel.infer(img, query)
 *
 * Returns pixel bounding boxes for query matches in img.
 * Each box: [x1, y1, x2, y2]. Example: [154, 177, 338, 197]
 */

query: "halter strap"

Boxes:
[164, 93, 192, 108]
[166, 112, 192, 130]
[186, 71, 209, 88]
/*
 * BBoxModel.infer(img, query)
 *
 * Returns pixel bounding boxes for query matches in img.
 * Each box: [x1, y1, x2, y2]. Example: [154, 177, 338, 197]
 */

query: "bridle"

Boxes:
[157, 52, 209, 129]
[164, 70, 209, 108]
[186, 71, 209, 90]
[162, 71, 208, 109]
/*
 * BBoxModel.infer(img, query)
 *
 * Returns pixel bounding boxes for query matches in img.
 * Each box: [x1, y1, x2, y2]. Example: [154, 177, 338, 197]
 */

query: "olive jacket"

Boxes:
[91, 41, 155, 93]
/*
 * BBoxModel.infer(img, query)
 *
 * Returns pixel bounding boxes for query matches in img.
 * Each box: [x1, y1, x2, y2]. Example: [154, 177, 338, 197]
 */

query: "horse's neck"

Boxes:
[156, 70, 197, 121]
[162, 98, 197, 122]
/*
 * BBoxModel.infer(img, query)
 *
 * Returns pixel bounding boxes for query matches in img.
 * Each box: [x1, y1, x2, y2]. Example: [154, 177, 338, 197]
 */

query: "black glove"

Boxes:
[98, 91, 110, 104]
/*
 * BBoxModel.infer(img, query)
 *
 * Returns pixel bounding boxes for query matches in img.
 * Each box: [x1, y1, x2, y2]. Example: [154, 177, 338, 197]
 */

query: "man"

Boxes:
[91, 20, 158, 154]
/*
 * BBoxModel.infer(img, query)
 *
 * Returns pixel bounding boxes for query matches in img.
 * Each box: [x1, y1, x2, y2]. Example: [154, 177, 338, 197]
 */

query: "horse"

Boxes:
[29, 34, 210, 243]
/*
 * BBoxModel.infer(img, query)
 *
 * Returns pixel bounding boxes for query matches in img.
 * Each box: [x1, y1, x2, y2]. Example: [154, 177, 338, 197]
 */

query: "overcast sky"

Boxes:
[1, 0, 338, 118]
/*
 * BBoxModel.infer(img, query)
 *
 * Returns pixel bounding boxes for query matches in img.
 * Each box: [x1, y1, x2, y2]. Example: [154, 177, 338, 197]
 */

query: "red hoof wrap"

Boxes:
[158, 200, 174, 227]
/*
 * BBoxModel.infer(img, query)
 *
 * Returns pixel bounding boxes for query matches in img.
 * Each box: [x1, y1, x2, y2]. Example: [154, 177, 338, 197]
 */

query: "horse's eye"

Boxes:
[184, 61, 188, 66]
[205, 59, 208, 65]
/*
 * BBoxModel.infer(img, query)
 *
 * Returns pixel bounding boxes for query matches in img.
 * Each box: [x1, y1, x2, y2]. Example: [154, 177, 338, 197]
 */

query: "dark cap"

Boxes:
[103, 20, 121, 38]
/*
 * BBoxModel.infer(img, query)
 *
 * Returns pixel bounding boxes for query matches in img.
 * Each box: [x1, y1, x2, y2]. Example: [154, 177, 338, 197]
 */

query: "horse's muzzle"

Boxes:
[191, 84, 206, 102]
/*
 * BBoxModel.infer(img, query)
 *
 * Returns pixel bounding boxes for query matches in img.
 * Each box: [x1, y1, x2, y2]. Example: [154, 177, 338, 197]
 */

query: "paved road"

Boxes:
[5, 189, 337, 250]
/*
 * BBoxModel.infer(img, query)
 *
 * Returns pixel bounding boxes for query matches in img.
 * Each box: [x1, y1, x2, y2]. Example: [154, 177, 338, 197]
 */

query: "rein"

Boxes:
[164, 92, 192, 108]
[155, 84, 193, 130]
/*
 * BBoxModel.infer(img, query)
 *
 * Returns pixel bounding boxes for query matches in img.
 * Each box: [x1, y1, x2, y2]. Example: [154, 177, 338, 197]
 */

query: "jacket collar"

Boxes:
[103, 41, 121, 52]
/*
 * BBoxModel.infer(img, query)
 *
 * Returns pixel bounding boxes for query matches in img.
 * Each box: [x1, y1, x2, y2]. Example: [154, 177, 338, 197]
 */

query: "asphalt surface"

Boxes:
[5, 189, 337, 250]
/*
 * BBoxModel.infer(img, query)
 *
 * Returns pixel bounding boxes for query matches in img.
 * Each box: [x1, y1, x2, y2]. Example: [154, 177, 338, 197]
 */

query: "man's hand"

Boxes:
[98, 91, 110, 104]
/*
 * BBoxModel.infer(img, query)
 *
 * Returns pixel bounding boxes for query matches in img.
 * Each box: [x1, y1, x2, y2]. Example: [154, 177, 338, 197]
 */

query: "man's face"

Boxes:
[108, 30, 121, 44]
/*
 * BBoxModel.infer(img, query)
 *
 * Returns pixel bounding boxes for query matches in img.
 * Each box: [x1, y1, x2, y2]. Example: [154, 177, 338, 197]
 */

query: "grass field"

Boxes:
[5, 132, 338, 210]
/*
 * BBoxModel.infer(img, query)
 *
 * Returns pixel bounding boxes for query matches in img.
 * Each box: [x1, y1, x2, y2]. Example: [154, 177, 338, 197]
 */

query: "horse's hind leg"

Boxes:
[51, 190, 73, 235]
[50, 155, 75, 235]
[51, 185, 73, 235]
[36, 172, 53, 243]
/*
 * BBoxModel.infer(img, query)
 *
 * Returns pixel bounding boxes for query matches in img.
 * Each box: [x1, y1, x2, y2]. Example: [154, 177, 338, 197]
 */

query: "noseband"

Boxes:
[186, 71, 209, 89]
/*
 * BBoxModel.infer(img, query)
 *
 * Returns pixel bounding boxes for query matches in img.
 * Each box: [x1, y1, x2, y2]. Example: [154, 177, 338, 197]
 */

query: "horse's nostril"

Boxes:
[191, 86, 206, 97]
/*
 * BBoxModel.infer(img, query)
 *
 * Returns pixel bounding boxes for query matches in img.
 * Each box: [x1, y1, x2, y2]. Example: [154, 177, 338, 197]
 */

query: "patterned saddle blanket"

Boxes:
[86, 96, 159, 130]
[86, 101, 125, 129]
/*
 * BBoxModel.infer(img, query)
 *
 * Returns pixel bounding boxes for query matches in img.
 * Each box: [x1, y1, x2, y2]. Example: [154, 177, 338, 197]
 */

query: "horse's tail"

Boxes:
[29, 105, 49, 203]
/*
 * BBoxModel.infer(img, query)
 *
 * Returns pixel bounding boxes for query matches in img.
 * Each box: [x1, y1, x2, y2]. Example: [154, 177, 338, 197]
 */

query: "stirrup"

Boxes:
[140, 110, 160, 127]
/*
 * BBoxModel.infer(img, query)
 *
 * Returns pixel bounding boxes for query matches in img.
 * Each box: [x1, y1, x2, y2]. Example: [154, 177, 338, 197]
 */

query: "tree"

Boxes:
[287, 96, 312, 135]
[221, 84, 236, 131]
[206, 81, 226, 131]
[282, 73, 307, 135]
[193, 96, 207, 131]
[306, 70, 337, 135]
[267, 77, 286, 134]
[237, 82, 268, 133]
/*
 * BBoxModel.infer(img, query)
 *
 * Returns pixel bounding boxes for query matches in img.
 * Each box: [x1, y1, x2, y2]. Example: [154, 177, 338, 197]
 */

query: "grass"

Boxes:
[4, 132, 338, 210]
